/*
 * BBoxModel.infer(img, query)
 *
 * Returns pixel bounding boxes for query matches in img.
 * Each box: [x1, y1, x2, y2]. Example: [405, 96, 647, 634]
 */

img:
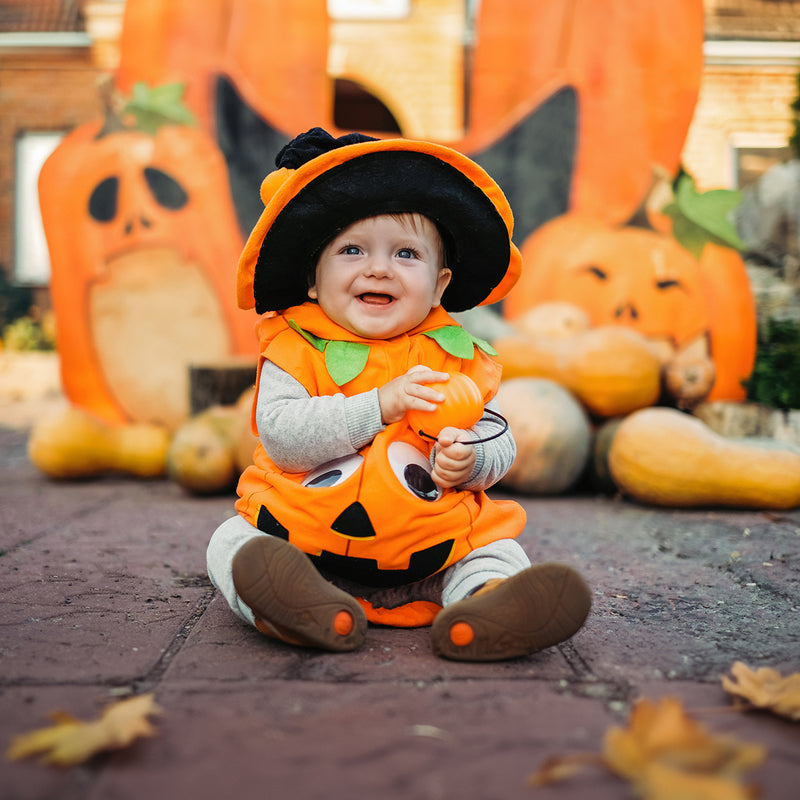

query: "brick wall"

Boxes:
[0, 49, 103, 277]
[682, 63, 798, 190]
[328, 0, 465, 141]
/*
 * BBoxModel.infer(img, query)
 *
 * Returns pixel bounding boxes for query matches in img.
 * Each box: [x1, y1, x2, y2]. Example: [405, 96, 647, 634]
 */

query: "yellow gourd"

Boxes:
[608, 407, 800, 509]
[167, 405, 239, 494]
[28, 405, 169, 479]
[493, 326, 662, 417]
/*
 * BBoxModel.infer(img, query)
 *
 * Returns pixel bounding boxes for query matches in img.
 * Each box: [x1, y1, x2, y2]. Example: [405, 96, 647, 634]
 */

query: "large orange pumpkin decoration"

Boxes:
[113, 0, 703, 238]
[39, 83, 257, 429]
[502, 213, 757, 402]
[115, 0, 330, 138]
[459, 0, 704, 226]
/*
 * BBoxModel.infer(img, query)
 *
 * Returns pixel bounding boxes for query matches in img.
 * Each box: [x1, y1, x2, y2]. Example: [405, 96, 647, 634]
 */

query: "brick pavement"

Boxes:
[1, 423, 799, 800]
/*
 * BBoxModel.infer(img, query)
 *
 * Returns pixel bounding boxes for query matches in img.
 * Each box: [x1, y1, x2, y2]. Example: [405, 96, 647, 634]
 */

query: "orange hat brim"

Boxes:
[237, 137, 521, 313]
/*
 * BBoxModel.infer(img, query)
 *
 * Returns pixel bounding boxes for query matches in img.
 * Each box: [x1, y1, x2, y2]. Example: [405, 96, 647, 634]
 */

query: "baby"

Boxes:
[207, 128, 590, 661]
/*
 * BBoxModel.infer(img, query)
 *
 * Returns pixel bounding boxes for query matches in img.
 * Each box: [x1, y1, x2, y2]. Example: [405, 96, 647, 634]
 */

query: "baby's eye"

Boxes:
[341, 244, 362, 255]
[397, 247, 419, 260]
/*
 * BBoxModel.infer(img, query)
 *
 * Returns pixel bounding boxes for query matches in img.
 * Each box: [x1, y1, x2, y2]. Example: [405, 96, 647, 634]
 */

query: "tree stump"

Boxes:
[189, 357, 257, 414]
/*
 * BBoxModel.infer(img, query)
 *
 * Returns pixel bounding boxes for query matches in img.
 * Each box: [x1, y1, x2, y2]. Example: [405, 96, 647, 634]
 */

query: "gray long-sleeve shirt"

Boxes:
[255, 358, 515, 492]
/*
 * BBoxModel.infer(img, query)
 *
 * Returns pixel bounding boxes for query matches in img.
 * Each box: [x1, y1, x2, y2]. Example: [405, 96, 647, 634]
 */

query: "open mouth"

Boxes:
[358, 293, 394, 305]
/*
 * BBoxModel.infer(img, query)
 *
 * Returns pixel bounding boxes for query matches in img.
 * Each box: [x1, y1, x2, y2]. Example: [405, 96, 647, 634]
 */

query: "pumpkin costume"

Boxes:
[207, 128, 591, 659]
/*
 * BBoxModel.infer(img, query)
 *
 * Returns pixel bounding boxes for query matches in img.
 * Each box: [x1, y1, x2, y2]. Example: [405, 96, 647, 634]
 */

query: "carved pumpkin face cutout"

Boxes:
[506, 214, 708, 351]
[39, 119, 256, 429]
[503, 213, 757, 401]
[249, 424, 521, 590]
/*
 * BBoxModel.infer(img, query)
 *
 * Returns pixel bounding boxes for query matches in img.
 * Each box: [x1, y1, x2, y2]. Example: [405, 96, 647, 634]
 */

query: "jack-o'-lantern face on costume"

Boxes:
[253, 425, 518, 589]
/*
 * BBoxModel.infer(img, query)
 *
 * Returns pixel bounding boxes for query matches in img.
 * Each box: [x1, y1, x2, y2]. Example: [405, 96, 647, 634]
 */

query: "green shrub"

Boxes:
[744, 318, 800, 409]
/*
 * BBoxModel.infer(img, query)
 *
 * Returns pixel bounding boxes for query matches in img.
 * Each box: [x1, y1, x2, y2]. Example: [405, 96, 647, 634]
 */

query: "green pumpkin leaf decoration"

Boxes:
[663, 173, 745, 259]
[423, 326, 497, 358]
[324, 340, 370, 386]
[123, 82, 197, 135]
[288, 320, 369, 385]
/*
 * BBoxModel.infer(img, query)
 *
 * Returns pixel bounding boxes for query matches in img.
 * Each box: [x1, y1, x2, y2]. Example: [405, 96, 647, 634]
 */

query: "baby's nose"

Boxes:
[365, 255, 392, 276]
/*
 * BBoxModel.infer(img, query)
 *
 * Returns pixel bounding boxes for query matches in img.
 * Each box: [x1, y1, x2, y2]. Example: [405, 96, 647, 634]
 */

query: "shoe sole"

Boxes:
[431, 563, 591, 661]
[232, 536, 367, 652]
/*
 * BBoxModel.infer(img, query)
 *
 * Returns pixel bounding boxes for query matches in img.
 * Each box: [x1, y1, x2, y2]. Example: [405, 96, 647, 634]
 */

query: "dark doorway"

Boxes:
[332, 79, 402, 134]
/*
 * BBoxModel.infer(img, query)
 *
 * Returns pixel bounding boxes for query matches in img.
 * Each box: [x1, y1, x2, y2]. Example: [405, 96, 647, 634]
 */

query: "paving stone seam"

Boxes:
[555, 640, 594, 680]
[132, 586, 217, 693]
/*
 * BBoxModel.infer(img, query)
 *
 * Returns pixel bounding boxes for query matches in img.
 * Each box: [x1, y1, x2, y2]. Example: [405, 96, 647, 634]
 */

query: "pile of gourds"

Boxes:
[488, 301, 800, 510]
[27, 387, 258, 495]
[27, 316, 800, 511]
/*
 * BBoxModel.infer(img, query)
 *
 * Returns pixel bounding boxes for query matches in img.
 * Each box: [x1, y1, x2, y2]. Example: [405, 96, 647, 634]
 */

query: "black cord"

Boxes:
[416, 408, 509, 445]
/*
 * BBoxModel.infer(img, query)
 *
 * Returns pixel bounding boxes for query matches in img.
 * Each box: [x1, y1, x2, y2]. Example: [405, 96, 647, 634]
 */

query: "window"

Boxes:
[14, 131, 63, 285]
[729, 133, 792, 190]
[327, 0, 410, 20]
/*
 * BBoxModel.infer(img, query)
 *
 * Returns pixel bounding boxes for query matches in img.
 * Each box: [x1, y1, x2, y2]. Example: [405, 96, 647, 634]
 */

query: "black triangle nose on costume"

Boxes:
[331, 502, 376, 539]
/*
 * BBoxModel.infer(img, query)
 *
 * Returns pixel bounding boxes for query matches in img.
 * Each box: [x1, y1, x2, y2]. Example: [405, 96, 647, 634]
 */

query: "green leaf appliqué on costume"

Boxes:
[288, 320, 494, 386]
[288, 319, 326, 352]
[288, 319, 370, 386]
[423, 326, 497, 358]
[325, 340, 370, 386]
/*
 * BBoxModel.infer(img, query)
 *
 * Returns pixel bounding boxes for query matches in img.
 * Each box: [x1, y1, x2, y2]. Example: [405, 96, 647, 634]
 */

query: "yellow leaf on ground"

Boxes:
[529, 696, 765, 798]
[722, 662, 800, 722]
[603, 697, 765, 799]
[527, 752, 605, 787]
[6, 694, 161, 766]
[604, 697, 765, 782]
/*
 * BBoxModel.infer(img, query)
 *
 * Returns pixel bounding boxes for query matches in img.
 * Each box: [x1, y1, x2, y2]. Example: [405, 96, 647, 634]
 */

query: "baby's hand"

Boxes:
[378, 366, 450, 425]
[431, 427, 476, 488]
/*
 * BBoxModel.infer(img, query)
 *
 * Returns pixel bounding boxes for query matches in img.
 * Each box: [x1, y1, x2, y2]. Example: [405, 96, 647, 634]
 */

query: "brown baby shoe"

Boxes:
[431, 563, 591, 661]
[232, 535, 367, 652]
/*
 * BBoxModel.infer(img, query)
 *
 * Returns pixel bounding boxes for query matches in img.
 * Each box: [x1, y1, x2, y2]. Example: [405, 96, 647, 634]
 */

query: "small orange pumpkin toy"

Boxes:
[39, 83, 257, 429]
[406, 373, 485, 439]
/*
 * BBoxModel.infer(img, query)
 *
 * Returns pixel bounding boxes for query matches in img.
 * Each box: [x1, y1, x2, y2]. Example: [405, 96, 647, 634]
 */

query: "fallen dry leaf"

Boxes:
[603, 697, 765, 782]
[528, 752, 605, 787]
[529, 697, 765, 799]
[6, 693, 161, 766]
[722, 662, 800, 722]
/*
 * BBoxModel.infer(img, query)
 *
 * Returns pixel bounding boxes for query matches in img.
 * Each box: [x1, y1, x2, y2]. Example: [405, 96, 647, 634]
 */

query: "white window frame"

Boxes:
[14, 131, 63, 286]
[727, 132, 792, 190]
[327, 0, 410, 20]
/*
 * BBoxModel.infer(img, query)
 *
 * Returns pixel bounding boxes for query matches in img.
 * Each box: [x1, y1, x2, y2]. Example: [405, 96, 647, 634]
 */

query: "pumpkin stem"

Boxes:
[122, 81, 197, 136]
[95, 76, 129, 139]
[625, 165, 674, 231]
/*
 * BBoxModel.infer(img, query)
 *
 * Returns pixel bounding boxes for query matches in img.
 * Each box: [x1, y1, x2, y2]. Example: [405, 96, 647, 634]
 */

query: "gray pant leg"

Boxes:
[441, 538, 531, 606]
[206, 513, 265, 626]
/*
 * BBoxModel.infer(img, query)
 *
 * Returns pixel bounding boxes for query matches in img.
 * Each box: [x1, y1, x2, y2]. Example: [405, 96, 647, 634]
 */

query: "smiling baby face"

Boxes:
[308, 214, 452, 339]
